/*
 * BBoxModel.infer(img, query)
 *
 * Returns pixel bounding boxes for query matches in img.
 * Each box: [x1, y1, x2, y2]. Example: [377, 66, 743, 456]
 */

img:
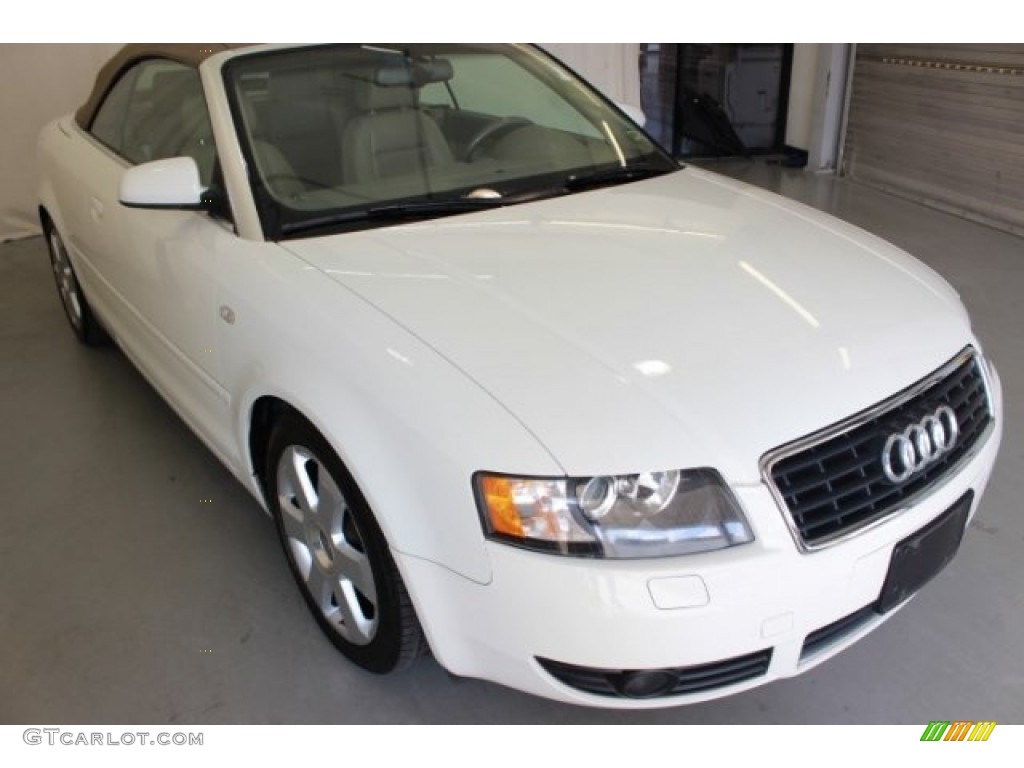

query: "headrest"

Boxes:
[350, 57, 453, 112]
[353, 83, 417, 111]
[269, 68, 323, 101]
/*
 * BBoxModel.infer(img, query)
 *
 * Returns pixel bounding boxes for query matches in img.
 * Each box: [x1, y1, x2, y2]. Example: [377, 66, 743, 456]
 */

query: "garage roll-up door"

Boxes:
[843, 44, 1024, 237]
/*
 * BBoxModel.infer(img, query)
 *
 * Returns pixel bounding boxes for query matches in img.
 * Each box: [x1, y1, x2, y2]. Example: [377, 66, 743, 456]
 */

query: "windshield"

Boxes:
[223, 44, 678, 239]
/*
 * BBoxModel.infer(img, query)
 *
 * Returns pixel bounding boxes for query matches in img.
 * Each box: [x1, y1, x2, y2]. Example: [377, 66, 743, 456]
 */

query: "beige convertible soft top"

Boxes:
[75, 43, 255, 129]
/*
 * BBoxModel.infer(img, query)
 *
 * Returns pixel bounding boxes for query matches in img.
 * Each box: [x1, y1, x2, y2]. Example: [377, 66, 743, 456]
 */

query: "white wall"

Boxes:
[784, 43, 851, 171]
[785, 44, 819, 151]
[541, 44, 641, 108]
[0, 44, 120, 241]
[807, 44, 851, 172]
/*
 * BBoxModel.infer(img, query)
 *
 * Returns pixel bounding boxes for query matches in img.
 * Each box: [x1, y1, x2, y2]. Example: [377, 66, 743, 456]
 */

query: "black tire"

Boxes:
[43, 220, 108, 346]
[265, 413, 425, 673]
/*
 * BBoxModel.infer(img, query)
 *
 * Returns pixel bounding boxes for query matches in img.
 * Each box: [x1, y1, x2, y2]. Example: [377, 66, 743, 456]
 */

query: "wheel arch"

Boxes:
[38, 202, 64, 242]
[36, 121, 69, 238]
[235, 371, 501, 588]
[247, 394, 297, 499]
[242, 390, 387, 527]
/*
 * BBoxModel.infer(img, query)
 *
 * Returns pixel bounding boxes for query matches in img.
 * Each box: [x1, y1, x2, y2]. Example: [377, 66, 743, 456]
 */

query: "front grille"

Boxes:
[537, 649, 773, 699]
[801, 605, 877, 661]
[766, 349, 992, 548]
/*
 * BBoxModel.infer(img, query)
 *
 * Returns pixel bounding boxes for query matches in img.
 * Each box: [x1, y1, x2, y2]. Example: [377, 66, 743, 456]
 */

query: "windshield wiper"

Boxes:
[563, 162, 676, 192]
[281, 197, 505, 237]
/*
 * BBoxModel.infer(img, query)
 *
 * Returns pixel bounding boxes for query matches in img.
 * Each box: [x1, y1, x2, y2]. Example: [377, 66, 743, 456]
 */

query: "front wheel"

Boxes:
[265, 414, 426, 673]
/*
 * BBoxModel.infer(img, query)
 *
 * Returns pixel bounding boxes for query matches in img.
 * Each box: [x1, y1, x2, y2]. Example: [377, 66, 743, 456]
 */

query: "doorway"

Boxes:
[640, 44, 793, 158]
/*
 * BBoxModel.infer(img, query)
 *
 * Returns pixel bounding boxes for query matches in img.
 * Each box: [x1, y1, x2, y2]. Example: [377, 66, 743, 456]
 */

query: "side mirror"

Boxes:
[120, 157, 205, 210]
[616, 102, 647, 129]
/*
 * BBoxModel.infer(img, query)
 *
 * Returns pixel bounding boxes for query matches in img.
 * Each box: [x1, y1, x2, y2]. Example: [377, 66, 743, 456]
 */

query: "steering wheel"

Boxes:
[463, 117, 532, 161]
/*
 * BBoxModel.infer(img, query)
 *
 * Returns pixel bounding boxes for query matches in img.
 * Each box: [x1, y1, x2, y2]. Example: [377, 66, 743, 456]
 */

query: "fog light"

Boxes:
[612, 670, 678, 699]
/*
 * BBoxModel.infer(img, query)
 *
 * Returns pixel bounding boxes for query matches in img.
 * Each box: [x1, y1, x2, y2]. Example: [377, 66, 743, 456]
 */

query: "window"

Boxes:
[421, 53, 601, 138]
[90, 67, 140, 152]
[224, 44, 673, 240]
[89, 59, 217, 186]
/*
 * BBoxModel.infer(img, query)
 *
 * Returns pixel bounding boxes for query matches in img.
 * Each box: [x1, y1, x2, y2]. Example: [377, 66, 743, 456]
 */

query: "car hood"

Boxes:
[282, 167, 974, 482]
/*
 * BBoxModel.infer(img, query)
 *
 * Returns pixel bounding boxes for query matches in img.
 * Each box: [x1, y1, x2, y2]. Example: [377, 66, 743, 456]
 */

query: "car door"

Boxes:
[50, 67, 139, 317]
[77, 59, 241, 466]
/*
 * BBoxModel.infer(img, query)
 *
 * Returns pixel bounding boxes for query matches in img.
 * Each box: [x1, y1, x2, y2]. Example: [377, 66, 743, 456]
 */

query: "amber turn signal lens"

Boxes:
[479, 475, 525, 538]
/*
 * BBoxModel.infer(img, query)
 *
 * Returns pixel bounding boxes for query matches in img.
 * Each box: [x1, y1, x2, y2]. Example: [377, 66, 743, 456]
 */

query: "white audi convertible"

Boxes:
[38, 43, 1002, 707]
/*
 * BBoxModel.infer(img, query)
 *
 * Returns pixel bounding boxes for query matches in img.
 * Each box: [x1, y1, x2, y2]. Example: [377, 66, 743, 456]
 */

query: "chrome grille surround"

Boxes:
[761, 347, 995, 552]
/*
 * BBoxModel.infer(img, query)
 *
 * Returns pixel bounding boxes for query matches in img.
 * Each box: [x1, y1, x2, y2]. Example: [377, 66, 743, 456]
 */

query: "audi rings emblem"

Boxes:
[881, 406, 960, 484]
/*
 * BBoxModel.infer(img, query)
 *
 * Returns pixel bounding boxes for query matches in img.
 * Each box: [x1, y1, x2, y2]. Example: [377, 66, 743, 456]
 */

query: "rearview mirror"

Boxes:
[616, 102, 647, 129]
[120, 157, 205, 210]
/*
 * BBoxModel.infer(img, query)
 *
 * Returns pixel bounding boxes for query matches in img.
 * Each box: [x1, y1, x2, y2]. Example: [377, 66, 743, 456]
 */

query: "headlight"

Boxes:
[475, 469, 753, 558]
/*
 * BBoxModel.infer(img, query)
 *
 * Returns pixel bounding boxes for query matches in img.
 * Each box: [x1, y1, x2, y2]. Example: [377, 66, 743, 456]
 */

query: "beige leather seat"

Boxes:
[342, 82, 454, 183]
[252, 140, 306, 200]
[257, 70, 347, 190]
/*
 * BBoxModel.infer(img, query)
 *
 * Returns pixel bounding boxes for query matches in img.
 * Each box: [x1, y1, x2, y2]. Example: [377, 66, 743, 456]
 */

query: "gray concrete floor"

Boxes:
[2, 164, 1022, 724]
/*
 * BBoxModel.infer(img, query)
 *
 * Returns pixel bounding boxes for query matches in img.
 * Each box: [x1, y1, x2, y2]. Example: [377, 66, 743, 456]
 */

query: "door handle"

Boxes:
[90, 196, 104, 222]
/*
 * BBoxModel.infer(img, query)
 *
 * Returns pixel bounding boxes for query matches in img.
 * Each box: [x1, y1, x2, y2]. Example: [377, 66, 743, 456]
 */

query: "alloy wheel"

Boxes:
[49, 231, 82, 330]
[275, 445, 379, 646]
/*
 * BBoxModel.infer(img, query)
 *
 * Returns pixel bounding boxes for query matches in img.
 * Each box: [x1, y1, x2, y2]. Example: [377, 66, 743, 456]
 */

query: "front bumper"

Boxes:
[397, 368, 1003, 709]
